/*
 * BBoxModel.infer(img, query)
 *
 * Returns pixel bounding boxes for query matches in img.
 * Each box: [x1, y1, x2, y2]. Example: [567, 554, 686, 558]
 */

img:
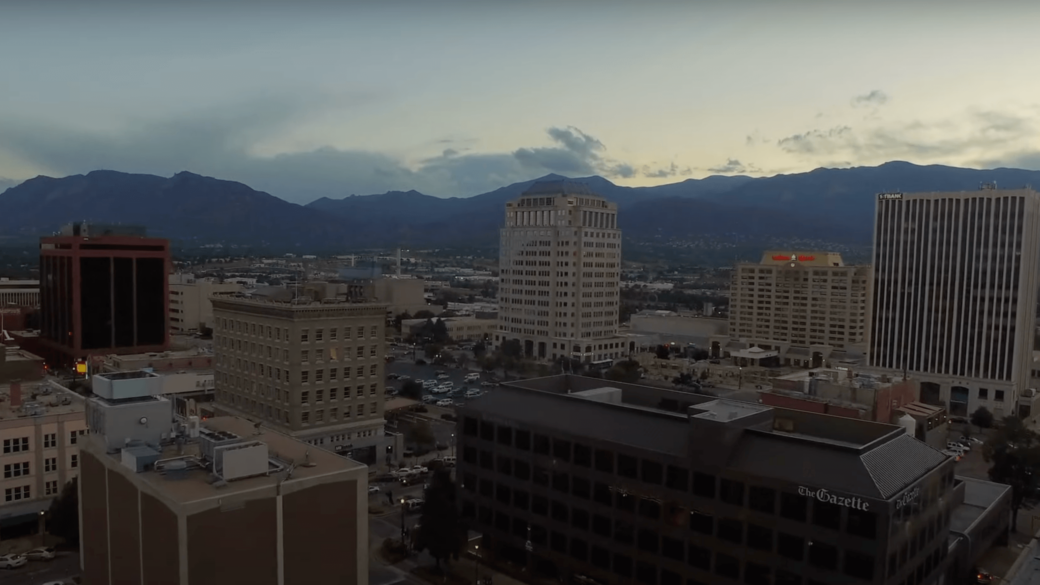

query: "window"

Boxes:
[717, 518, 743, 544]
[357, 347, 364, 358]
[3, 462, 29, 478]
[302, 412, 310, 424]
[775, 570, 802, 585]
[5, 486, 30, 502]
[45, 457, 57, 472]
[780, 491, 808, 521]
[70, 454, 78, 469]
[612, 553, 632, 578]
[812, 499, 842, 530]
[316, 328, 323, 341]
[330, 388, 338, 400]
[749, 486, 776, 514]
[45, 480, 59, 496]
[357, 326, 365, 339]
[744, 562, 772, 585]
[687, 544, 711, 571]
[847, 508, 877, 539]
[573, 443, 592, 466]
[44, 433, 57, 449]
[594, 449, 614, 473]
[370, 346, 377, 357]
[747, 523, 773, 551]
[370, 384, 378, 396]
[497, 426, 513, 446]
[641, 459, 663, 484]
[996, 390, 1005, 402]
[369, 364, 377, 376]
[370, 403, 378, 415]
[808, 540, 839, 570]
[714, 553, 739, 580]
[844, 550, 875, 581]
[301, 371, 310, 383]
[692, 472, 715, 498]
[301, 391, 310, 404]
[978, 388, 989, 399]
[553, 439, 571, 461]
[301, 329, 309, 342]
[719, 478, 745, 506]
[617, 454, 638, 478]
[316, 410, 324, 423]
[515, 430, 531, 450]
[315, 369, 324, 382]
[533, 434, 550, 454]
[662, 536, 684, 561]
[330, 408, 338, 420]
[344, 327, 352, 338]
[666, 465, 689, 491]
[330, 328, 338, 341]
[777, 532, 805, 560]
[689, 510, 713, 534]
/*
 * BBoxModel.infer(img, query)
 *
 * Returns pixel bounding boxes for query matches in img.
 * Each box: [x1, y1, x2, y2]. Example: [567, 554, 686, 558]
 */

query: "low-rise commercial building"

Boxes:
[402, 316, 497, 342]
[0, 278, 40, 308]
[169, 274, 244, 334]
[0, 382, 86, 541]
[458, 375, 972, 585]
[80, 392, 368, 585]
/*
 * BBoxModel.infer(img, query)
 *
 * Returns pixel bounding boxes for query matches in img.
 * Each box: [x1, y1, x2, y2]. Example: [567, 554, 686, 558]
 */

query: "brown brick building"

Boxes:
[79, 415, 368, 585]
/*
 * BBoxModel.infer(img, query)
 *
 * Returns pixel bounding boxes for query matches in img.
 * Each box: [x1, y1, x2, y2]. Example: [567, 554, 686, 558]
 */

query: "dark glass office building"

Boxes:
[457, 376, 959, 585]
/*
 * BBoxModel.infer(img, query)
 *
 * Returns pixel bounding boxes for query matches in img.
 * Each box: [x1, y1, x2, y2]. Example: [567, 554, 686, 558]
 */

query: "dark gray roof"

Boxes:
[521, 181, 599, 197]
[860, 434, 949, 497]
[462, 386, 691, 455]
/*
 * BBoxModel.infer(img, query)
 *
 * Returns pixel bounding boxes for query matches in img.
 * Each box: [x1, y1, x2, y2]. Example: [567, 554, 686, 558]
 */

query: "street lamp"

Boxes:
[451, 433, 456, 458]
[738, 366, 743, 390]
[474, 544, 481, 585]
[400, 497, 408, 547]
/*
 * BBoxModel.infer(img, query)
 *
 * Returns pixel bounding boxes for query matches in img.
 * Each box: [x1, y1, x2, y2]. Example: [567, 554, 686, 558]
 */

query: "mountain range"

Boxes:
[1, 162, 1039, 253]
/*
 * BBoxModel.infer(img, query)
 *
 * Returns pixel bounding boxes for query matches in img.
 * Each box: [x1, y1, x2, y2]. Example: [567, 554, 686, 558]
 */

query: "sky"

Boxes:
[1, 0, 1039, 203]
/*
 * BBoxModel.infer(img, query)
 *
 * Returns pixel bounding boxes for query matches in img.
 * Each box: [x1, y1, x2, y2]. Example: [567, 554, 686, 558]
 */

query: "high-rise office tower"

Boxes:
[870, 187, 1040, 418]
[496, 181, 631, 364]
[210, 293, 390, 464]
[38, 223, 170, 368]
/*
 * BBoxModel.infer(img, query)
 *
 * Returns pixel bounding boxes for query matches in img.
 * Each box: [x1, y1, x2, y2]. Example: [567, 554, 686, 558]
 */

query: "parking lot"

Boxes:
[385, 355, 494, 408]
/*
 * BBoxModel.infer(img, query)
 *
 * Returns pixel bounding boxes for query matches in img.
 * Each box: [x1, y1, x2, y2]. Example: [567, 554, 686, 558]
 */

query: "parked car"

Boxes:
[405, 498, 424, 511]
[368, 486, 381, 495]
[0, 554, 27, 569]
[436, 399, 453, 407]
[25, 547, 56, 561]
[412, 465, 429, 474]
[481, 382, 495, 387]
[947, 442, 967, 453]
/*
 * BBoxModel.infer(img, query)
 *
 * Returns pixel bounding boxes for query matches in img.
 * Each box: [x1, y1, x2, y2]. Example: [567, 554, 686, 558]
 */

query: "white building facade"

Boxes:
[870, 187, 1040, 419]
[496, 181, 632, 363]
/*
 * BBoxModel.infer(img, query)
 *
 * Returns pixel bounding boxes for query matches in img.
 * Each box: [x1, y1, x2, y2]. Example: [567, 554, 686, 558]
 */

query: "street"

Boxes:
[2, 551, 79, 585]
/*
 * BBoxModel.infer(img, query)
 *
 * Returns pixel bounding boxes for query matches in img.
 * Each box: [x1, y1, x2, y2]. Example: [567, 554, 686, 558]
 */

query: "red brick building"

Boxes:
[759, 368, 918, 423]
[38, 224, 170, 367]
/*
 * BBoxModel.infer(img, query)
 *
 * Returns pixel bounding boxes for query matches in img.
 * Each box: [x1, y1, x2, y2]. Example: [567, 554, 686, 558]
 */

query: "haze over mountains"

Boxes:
[1, 162, 1038, 253]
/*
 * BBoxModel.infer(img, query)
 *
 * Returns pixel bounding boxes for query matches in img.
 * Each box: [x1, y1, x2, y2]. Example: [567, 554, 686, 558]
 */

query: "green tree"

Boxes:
[500, 339, 522, 359]
[432, 319, 450, 343]
[393, 312, 413, 333]
[399, 380, 424, 400]
[983, 416, 1040, 531]
[48, 477, 79, 545]
[971, 406, 995, 430]
[415, 468, 466, 570]
[424, 344, 442, 360]
[472, 341, 487, 358]
[606, 360, 642, 383]
[408, 421, 436, 452]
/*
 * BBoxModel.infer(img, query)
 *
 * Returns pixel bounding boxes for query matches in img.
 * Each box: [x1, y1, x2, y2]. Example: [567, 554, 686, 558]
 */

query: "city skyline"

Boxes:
[2, 1, 1039, 203]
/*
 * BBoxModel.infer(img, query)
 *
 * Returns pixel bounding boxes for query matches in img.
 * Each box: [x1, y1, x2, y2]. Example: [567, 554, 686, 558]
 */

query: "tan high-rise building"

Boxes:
[210, 293, 389, 463]
[169, 274, 244, 334]
[725, 251, 872, 367]
[496, 181, 631, 363]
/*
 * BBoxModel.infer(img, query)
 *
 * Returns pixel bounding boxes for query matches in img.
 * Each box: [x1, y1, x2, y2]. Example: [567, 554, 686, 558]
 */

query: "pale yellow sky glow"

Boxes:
[0, 1, 1038, 202]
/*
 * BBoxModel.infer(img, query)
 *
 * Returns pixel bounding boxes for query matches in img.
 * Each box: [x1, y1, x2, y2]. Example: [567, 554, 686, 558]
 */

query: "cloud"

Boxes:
[774, 108, 1040, 169]
[851, 90, 889, 107]
[707, 159, 760, 174]
[640, 162, 691, 178]
[0, 100, 660, 203]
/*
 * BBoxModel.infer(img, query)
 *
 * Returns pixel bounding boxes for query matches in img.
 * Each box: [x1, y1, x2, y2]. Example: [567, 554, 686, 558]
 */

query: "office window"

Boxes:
[780, 491, 808, 521]
[301, 371, 310, 383]
[533, 434, 550, 454]
[5, 486, 30, 502]
[665, 465, 689, 491]
[612, 553, 632, 578]
[513, 460, 530, 481]
[301, 329, 309, 342]
[660, 570, 681, 585]
[370, 346, 377, 357]
[3, 462, 29, 478]
[635, 561, 656, 585]
[301, 391, 310, 404]
[687, 544, 711, 571]
[641, 459, 663, 485]
[551, 500, 569, 523]
[570, 538, 587, 562]
[45, 480, 59, 496]
[714, 553, 739, 580]
[329, 328, 338, 341]
[692, 472, 716, 498]
[315, 370, 324, 383]
[844, 550, 875, 581]
[719, 478, 745, 506]
[315, 328, 323, 341]
[70, 454, 78, 469]
[594, 449, 614, 473]
[330, 388, 338, 400]
[463, 417, 479, 436]
[531, 495, 549, 516]
[747, 523, 773, 551]
[808, 541, 839, 570]
[356, 347, 364, 358]
[43, 433, 57, 449]
[343, 366, 351, 378]
[45, 457, 57, 472]
[496, 484, 511, 506]
[515, 429, 531, 450]
[573, 443, 592, 467]
[689, 510, 713, 534]
[572, 477, 590, 499]
[662, 536, 684, 561]
[717, 518, 743, 544]
[812, 499, 842, 530]
[316, 349, 324, 362]
[617, 454, 638, 479]
[775, 570, 802, 585]
[481, 422, 495, 441]
[744, 563, 771, 585]
[513, 489, 529, 511]
[357, 326, 365, 338]
[847, 507, 877, 539]
[777, 532, 805, 560]
[590, 545, 610, 568]
[497, 426, 513, 446]
[370, 384, 378, 396]
[302, 412, 310, 424]
[315, 410, 324, 423]
[749, 486, 776, 514]
[330, 407, 338, 420]
[637, 529, 658, 553]
[593, 482, 612, 506]
[553, 439, 571, 461]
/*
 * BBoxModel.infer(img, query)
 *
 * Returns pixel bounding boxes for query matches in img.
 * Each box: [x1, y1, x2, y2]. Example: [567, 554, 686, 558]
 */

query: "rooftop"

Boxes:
[0, 382, 85, 420]
[87, 416, 364, 505]
[950, 476, 1011, 535]
[471, 375, 949, 500]
[521, 180, 599, 197]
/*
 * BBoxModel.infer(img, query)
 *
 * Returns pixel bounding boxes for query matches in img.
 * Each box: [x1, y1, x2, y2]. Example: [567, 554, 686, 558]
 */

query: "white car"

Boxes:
[412, 465, 429, 474]
[25, 547, 56, 561]
[437, 374, 449, 380]
[436, 399, 453, 407]
[422, 395, 437, 403]
[947, 442, 967, 453]
[941, 449, 962, 459]
[368, 486, 381, 495]
[0, 553, 27, 569]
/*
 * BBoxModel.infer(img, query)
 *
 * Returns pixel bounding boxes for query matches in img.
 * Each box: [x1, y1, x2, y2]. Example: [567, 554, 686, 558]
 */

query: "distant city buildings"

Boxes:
[870, 187, 1040, 420]
[0, 277, 40, 308]
[724, 251, 871, 368]
[80, 381, 368, 585]
[496, 181, 632, 363]
[169, 273, 244, 334]
[211, 292, 391, 464]
[38, 223, 170, 367]
[402, 315, 497, 342]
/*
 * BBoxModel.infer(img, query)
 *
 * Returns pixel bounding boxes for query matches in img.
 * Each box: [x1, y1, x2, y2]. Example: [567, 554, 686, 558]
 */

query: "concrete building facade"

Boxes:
[211, 293, 390, 464]
[79, 409, 368, 585]
[169, 274, 244, 334]
[0, 382, 86, 541]
[496, 181, 631, 363]
[457, 375, 965, 585]
[725, 251, 871, 368]
[0, 278, 40, 308]
[402, 316, 497, 342]
[870, 188, 1040, 418]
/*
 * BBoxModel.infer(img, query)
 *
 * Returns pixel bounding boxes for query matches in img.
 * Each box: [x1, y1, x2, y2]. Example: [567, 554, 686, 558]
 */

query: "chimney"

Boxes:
[10, 382, 22, 408]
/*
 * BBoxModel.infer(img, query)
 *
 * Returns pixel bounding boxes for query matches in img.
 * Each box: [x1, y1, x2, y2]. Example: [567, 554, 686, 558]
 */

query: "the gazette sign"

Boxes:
[798, 486, 870, 511]
[894, 487, 920, 511]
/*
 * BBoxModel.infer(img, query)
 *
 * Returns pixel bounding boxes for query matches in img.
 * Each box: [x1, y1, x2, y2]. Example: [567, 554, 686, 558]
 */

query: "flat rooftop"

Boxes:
[89, 416, 364, 504]
[474, 375, 949, 500]
[0, 383, 85, 420]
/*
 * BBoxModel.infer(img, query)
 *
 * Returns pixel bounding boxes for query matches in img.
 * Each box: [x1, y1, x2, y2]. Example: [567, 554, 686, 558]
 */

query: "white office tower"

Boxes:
[496, 181, 632, 364]
[870, 186, 1040, 419]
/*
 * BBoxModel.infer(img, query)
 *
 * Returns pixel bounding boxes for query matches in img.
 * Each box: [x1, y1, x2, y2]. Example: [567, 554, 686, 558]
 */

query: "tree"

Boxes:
[606, 360, 642, 384]
[48, 477, 79, 545]
[393, 312, 413, 333]
[472, 341, 487, 358]
[699, 369, 710, 381]
[408, 421, 436, 452]
[673, 372, 694, 386]
[983, 416, 1040, 531]
[415, 468, 466, 570]
[414, 310, 436, 320]
[655, 345, 671, 360]
[501, 339, 523, 359]
[424, 344, 442, 360]
[432, 319, 450, 343]
[972, 406, 994, 430]
[399, 380, 424, 400]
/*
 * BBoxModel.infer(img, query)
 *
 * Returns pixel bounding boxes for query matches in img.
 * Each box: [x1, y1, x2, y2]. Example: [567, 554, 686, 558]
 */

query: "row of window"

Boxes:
[3, 431, 85, 454]
[216, 319, 379, 342]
